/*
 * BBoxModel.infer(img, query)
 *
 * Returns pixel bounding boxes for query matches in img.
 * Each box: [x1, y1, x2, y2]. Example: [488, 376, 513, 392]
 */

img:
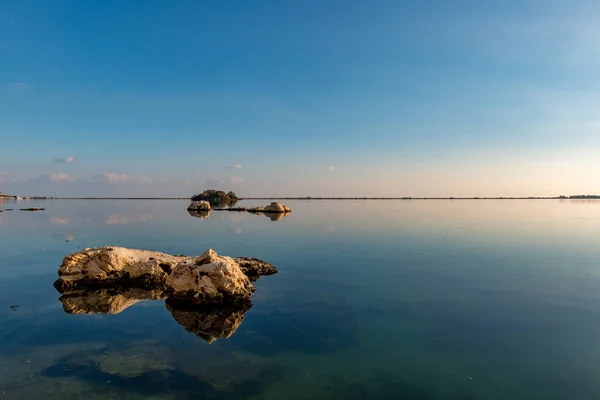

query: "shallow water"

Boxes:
[1, 199, 600, 399]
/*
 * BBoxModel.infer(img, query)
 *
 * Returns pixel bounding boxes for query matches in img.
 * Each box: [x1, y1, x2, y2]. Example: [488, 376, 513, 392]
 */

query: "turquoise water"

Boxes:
[1, 199, 600, 399]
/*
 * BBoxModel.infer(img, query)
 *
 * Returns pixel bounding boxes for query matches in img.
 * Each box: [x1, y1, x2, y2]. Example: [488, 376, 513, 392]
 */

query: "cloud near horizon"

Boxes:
[228, 164, 242, 170]
[0, 171, 10, 184]
[53, 157, 76, 163]
[205, 177, 244, 187]
[7, 82, 28, 89]
[27, 172, 152, 185]
[37, 172, 74, 183]
[90, 173, 151, 185]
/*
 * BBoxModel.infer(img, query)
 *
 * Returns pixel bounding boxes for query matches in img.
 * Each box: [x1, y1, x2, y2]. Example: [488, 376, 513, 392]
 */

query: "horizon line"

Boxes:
[2, 195, 599, 201]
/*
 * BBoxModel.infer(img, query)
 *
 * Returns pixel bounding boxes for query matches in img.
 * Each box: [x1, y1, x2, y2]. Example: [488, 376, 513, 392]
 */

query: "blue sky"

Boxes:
[1, 0, 599, 197]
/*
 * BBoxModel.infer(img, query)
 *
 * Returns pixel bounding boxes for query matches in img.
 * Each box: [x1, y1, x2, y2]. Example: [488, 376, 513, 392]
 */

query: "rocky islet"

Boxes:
[54, 246, 277, 306]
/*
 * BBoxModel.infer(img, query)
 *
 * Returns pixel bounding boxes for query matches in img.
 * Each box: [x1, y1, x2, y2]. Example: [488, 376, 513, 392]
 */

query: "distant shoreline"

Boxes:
[5, 196, 599, 201]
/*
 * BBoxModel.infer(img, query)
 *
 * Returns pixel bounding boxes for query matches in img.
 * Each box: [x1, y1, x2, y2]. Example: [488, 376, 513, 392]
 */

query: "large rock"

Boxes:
[54, 247, 182, 291]
[262, 202, 291, 213]
[54, 247, 276, 306]
[187, 201, 211, 211]
[166, 249, 255, 304]
[191, 190, 238, 207]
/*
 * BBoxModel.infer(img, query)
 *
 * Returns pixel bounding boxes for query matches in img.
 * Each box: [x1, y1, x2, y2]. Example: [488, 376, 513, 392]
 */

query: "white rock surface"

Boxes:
[56, 246, 182, 286]
[167, 249, 255, 304]
[187, 201, 211, 211]
[55, 247, 259, 304]
[262, 202, 291, 213]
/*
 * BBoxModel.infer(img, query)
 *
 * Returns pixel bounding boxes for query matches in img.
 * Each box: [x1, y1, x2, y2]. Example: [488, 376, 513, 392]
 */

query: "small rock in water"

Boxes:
[467, 377, 473, 381]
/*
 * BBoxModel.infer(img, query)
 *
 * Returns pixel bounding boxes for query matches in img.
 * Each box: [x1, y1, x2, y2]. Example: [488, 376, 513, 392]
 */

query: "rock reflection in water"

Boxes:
[166, 298, 250, 344]
[58, 288, 250, 343]
[248, 211, 290, 221]
[59, 288, 167, 315]
[187, 209, 211, 219]
[210, 199, 238, 208]
[264, 211, 290, 221]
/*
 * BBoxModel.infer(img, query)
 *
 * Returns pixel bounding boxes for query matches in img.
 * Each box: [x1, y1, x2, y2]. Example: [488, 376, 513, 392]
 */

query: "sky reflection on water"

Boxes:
[1, 199, 600, 399]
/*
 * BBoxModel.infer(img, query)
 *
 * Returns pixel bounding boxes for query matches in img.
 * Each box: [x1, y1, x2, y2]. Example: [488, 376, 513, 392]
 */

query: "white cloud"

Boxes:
[205, 177, 244, 186]
[39, 172, 74, 183]
[54, 157, 76, 163]
[91, 173, 151, 185]
[0, 171, 9, 183]
[7, 82, 28, 89]
[320, 166, 335, 172]
[228, 164, 242, 170]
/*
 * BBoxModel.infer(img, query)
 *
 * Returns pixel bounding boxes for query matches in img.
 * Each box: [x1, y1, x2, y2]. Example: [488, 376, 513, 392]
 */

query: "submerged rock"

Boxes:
[235, 257, 278, 281]
[261, 202, 291, 213]
[187, 201, 211, 211]
[213, 207, 248, 212]
[54, 247, 277, 306]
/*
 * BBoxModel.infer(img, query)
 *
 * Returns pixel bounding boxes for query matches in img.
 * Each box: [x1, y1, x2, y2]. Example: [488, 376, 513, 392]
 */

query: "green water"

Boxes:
[1, 199, 599, 399]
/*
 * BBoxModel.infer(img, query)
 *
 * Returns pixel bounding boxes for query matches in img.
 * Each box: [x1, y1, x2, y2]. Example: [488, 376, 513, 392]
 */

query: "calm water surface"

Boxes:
[1, 199, 599, 399]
